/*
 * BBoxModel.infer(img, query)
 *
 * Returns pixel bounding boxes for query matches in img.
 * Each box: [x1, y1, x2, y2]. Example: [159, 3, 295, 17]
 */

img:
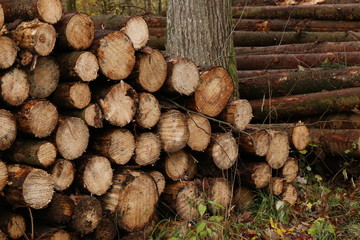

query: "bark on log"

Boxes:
[147, 170, 166, 196]
[95, 81, 138, 127]
[0, 109, 16, 151]
[0, 36, 17, 70]
[281, 157, 299, 183]
[157, 110, 189, 153]
[17, 99, 58, 138]
[91, 128, 135, 165]
[220, 99, 253, 130]
[249, 87, 360, 121]
[34, 226, 71, 240]
[4, 164, 54, 209]
[49, 159, 75, 191]
[51, 82, 91, 109]
[0, 4, 3, 30]
[11, 19, 56, 56]
[0, 210, 26, 240]
[6, 139, 56, 168]
[119, 16, 148, 50]
[67, 103, 103, 129]
[208, 132, 238, 170]
[26, 56, 60, 99]
[17, 49, 34, 67]
[304, 113, 360, 129]
[135, 92, 161, 129]
[203, 178, 232, 215]
[55, 116, 89, 160]
[85, 217, 117, 240]
[233, 0, 277, 5]
[0, 160, 7, 191]
[91, 30, 135, 80]
[186, 113, 211, 152]
[0, 0, 63, 24]
[232, 186, 256, 211]
[267, 177, 284, 196]
[190, 66, 234, 117]
[56, 51, 99, 82]
[92, 15, 166, 29]
[55, 12, 94, 51]
[164, 150, 197, 181]
[0, 230, 5, 240]
[238, 127, 271, 157]
[266, 130, 289, 169]
[132, 47, 167, 92]
[101, 170, 158, 232]
[238, 161, 272, 188]
[238, 69, 299, 78]
[163, 58, 200, 96]
[134, 132, 161, 166]
[0, 68, 29, 106]
[282, 183, 298, 205]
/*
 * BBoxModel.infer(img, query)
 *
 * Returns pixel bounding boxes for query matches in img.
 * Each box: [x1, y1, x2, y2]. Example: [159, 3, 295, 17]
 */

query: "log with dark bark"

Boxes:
[135, 92, 160, 129]
[203, 178, 232, 215]
[164, 150, 197, 181]
[238, 69, 299, 78]
[233, 0, 277, 5]
[267, 177, 284, 196]
[282, 183, 298, 205]
[55, 12, 94, 50]
[67, 103, 103, 128]
[266, 130, 289, 169]
[0, 109, 17, 151]
[4, 164, 54, 209]
[238, 161, 272, 189]
[0, 4, 3, 30]
[304, 113, 360, 129]
[220, 99, 253, 130]
[249, 87, 360, 121]
[51, 82, 91, 109]
[11, 19, 56, 56]
[232, 186, 256, 211]
[0, 161, 7, 191]
[238, 127, 271, 157]
[34, 225, 71, 240]
[190, 67, 234, 117]
[26, 56, 60, 99]
[157, 110, 189, 153]
[17, 99, 58, 138]
[0, 68, 29, 106]
[208, 132, 239, 170]
[134, 132, 161, 166]
[91, 30, 135, 80]
[95, 81, 138, 127]
[0, 210, 26, 240]
[49, 159, 75, 191]
[186, 113, 211, 152]
[0, 36, 17, 70]
[0, 0, 63, 24]
[55, 116, 89, 160]
[56, 51, 99, 82]
[85, 217, 117, 240]
[91, 128, 135, 165]
[0, 230, 5, 240]
[281, 157, 299, 183]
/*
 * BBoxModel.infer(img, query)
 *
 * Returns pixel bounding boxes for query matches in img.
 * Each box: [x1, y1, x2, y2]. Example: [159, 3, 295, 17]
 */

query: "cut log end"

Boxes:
[232, 187, 255, 211]
[123, 16, 149, 50]
[165, 150, 197, 181]
[292, 121, 310, 151]
[282, 184, 298, 205]
[0, 109, 17, 151]
[210, 133, 238, 170]
[268, 177, 284, 196]
[83, 103, 104, 128]
[251, 162, 272, 188]
[134, 132, 161, 166]
[221, 99, 253, 130]
[63, 13, 95, 50]
[148, 170, 166, 196]
[238, 129, 271, 157]
[0, 36, 18, 69]
[50, 159, 75, 191]
[266, 130, 289, 169]
[37, 0, 63, 24]
[186, 113, 211, 152]
[1, 68, 29, 106]
[136, 93, 161, 129]
[37, 142, 57, 167]
[281, 158, 299, 183]
[204, 178, 232, 215]
[0, 212, 26, 240]
[0, 161, 8, 191]
[75, 52, 99, 81]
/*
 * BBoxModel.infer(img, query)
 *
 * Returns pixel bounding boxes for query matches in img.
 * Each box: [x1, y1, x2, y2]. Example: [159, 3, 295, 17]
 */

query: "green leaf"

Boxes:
[198, 204, 206, 217]
[196, 221, 206, 233]
[208, 200, 224, 209]
[298, 149, 307, 154]
[208, 216, 224, 222]
[188, 236, 197, 240]
[168, 238, 180, 240]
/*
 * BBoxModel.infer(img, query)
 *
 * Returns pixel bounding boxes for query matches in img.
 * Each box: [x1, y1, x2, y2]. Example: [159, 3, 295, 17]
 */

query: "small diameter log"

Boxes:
[186, 113, 211, 152]
[6, 139, 56, 168]
[164, 150, 198, 181]
[238, 161, 272, 189]
[0, 109, 16, 151]
[17, 99, 58, 138]
[147, 170, 166, 196]
[157, 110, 189, 153]
[190, 66, 234, 117]
[18, 49, 34, 67]
[11, 19, 56, 56]
[26, 56, 60, 99]
[69, 195, 102, 235]
[120, 16, 148, 50]
[102, 170, 158, 232]
[208, 132, 238, 170]
[267, 177, 284, 196]
[75, 155, 113, 196]
[232, 186, 256, 211]
[304, 113, 360, 129]
[67, 103, 103, 128]
[86, 217, 117, 240]
[0, 160, 7, 191]
[33, 225, 71, 240]
[55, 116, 89, 160]
[0, 4, 3, 29]
[133, 47, 167, 92]
[238, 127, 271, 157]
[203, 178, 232, 215]
[163, 58, 200, 96]
[91, 30, 135, 80]
[96, 81, 138, 127]
[162, 181, 202, 221]
[0, 36, 17, 69]
[135, 92, 161, 129]
[0, 68, 29, 107]
[51, 82, 91, 109]
[55, 12, 95, 50]
[220, 99, 253, 130]
[266, 130, 289, 170]
[91, 128, 135, 165]
[134, 132, 161, 166]
[281, 157, 299, 183]
[0, 210, 26, 240]
[56, 51, 99, 82]
[282, 184, 298, 205]
[4, 164, 54, 209]
[49, 159, 75, 191]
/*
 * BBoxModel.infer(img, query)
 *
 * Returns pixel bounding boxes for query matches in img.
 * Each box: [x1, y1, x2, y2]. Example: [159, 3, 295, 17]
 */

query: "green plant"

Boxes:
[307, 217, 337, 239]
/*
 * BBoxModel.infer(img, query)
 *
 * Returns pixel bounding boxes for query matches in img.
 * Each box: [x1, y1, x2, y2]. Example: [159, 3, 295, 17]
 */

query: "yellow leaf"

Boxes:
[306, 202, 313, 210]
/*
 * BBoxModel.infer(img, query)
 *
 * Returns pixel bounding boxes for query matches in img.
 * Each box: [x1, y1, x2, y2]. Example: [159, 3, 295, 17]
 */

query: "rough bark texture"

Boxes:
[304, 113, 360, 129]
[203, 178, 232, 215]
[0, 109, 16, 151]
[237, 127, 271, 157]
[164, 150, 197, 181]
[135, 92, 161, 129]
[238, 161, 272, 189]
[220, 99, 253, 130]
[134, 132, 161, 166]
[0, 68, 29, 107]
[86, 217, 117, 240]
[0, 210, 26, 240]
[186, 113, 211, 151]
[67, 103, 103, 128]
[33, 225, 71, 240]
[208, 132, 238, 170]
[232, 186, 256, 211]
[49, 159, 75, 191]
[0, 37, 17, 70]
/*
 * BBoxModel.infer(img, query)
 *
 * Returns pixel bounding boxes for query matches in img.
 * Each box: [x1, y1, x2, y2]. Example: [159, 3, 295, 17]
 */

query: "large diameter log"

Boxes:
[91, 30, 135, 80]
[4, 164, 54, 209]
[208, 132, 238, 170]
[281, 157, 299, 183]
[49, 159, 75, 191]
[0, 160, 7, 191]
[55, 116, 89, 160]
[0, 109, 16, 151]
[55, 12, 95, 51]
[190, 67, 233, 117]
[102, 170, 158, 232]
[96, 81, 138, 127]
[0, 37, 17, 70]
[17, 99, 58, 138]
[232, 186, 256, 211]
[134, 132, 161, 166]
[135, 92, 161, 129]
[304, 113, 360, 129]
[120, 16, 148, 50]
[186, 113, 211, 151]
[67, 103, 104, 129]
[164, 150, 197, 181]
[220, 99, 253, 130]
[157, 110, 189, 153]
[0, 68, 29, 106]
[91, 128, 135, 165]
[249, 88, 360, 121]
[11, 19, 56, 56]
[266, 130, 289, 169]
[0, 210, 26, 240]
[238, 161, 272, 188]
[0, 0, 62, 24]
[203, 178, 232, 215]
[51, 82, 91, 109]
[75, 155, 113, 196]
[238, 127, 271, 157]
